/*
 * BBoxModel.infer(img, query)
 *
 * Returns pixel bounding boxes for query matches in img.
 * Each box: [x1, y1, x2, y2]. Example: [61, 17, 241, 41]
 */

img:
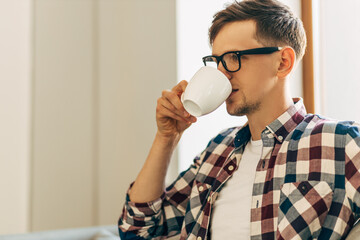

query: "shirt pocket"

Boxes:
[190, 180, 212, 207]
[277, 181, 334, 239]
[192, 180, 211, 205]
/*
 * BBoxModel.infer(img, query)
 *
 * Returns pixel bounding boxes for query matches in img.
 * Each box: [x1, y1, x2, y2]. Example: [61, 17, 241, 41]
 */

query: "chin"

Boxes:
[226, 100, 260, 116]
[228, 110, 246, 117]
[226, 103, 244, 116]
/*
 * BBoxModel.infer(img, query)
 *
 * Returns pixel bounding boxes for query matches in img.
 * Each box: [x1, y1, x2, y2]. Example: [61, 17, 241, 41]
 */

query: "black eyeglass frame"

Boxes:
[202, 47, 282, 72]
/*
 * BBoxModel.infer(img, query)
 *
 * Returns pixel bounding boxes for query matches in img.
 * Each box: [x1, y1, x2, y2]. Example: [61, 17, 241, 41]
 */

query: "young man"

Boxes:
[119, 0, 360, 239]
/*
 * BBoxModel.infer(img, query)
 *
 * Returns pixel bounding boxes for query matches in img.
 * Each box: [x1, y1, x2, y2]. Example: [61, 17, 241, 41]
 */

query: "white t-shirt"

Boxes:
[211, 138, 263, 239]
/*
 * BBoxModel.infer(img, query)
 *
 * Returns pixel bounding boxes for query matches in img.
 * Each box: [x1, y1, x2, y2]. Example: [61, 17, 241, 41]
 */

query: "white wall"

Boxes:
[0, 0, 31, 234]
[316, 0, 360, 122]
[31, 0, 96, 230]
[31, 0, 177, 231]
[0, 0, 177, 234]
[97, 0, 178, 224]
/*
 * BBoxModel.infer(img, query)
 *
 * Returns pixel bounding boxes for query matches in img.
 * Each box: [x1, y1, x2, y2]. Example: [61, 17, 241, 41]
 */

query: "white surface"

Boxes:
[315, 0, 360, 122]
[0, 0, 31, 234]
[211, 139, 263, 239]
[0, 225, 118, 240]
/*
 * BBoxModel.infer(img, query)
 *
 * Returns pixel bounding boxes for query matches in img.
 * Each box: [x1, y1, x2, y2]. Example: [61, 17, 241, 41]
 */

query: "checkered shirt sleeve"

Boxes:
[118, 143, 207, 239]
[345, 122, 360, 218]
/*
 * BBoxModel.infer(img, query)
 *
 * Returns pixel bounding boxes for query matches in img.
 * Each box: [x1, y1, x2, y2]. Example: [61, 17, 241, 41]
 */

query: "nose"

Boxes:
[217, 62, 232, 80]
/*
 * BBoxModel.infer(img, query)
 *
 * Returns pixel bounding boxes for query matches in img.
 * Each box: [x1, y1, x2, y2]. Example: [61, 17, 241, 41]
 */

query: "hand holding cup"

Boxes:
[155, 66, 231, 139]
[181, 66, 231, 117]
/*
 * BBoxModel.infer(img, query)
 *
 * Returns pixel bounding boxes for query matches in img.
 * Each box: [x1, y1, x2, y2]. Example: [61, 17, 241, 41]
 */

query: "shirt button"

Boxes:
[197, 237, 202, 240]
[198, 186, 204, 192]
[228, 165, 234, 171]
[278, 135, 284, 141]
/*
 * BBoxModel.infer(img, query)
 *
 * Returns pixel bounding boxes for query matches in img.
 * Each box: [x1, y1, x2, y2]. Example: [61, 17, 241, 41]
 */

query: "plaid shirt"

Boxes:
[119, 98, 360, 240]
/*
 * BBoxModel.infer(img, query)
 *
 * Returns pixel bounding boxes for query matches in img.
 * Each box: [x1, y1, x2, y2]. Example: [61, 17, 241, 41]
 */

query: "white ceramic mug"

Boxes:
[181, 66, 231, 117]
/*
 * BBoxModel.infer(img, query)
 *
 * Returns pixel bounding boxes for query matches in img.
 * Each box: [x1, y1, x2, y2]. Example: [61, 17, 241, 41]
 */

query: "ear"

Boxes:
[277, 47, 296, 79]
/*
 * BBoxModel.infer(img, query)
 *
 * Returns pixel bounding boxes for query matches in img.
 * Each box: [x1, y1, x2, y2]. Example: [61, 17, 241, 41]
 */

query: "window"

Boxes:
[314, 0, 360, 122]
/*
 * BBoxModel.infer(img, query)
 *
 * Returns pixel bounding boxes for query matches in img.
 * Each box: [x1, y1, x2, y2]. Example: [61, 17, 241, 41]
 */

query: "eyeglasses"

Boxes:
[202, 47, 282, 72]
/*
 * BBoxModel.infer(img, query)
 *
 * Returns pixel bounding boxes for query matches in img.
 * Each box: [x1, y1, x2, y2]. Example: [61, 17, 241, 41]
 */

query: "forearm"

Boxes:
[129, 131, 181, 203]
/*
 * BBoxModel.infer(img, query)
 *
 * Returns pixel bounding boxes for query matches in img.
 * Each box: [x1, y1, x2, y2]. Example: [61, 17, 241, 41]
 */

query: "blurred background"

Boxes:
[0, 0, 359, 235]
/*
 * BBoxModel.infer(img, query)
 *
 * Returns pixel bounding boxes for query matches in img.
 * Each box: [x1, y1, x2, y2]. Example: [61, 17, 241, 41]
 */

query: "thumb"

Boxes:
[172, 80, 188, 96]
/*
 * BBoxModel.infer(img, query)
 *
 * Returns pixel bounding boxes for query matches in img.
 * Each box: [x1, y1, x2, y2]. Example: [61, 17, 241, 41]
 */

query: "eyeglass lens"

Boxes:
[222, 53, 240, 71]
[204, 53, 240, 72]
[203, 57, 218, 69]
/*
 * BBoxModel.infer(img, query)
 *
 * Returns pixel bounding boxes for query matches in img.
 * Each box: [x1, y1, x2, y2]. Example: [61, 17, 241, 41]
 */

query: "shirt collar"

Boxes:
[265, 97, 307, 143]
[234, 98, 307, 147]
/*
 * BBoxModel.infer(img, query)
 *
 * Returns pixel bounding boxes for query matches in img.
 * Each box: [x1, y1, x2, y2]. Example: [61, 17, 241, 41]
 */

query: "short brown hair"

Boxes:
[209, 0, 307, 60]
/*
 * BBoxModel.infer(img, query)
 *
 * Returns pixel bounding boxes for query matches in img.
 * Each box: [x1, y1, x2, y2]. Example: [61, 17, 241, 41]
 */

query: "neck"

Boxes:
[247, 84, 293, 141]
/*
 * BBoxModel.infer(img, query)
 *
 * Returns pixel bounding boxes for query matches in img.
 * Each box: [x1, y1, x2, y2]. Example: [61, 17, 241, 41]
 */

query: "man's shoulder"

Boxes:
[205, 126, 242, 150]
[300, 114, 360, 138]
[214, 126, 241, 141]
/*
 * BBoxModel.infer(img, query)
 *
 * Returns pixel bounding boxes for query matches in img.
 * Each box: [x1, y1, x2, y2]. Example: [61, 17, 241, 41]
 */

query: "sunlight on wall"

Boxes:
[315, 0, 360, 122]
[176, 0, 246, 172]
[0, 0, 31, 234]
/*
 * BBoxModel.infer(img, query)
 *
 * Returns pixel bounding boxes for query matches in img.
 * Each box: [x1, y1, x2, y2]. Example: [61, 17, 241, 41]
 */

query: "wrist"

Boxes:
[155, 131, 181, 147]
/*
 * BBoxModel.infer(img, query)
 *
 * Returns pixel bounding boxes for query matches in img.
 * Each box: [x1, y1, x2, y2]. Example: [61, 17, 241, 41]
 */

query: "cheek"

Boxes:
[249, 60, 276, 85]
[237, 70, 275, 99]
[233, 58, 277, 93]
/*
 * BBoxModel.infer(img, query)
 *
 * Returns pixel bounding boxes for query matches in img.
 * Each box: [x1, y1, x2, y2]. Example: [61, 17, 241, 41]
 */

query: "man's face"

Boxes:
[212, 20, 281, 116]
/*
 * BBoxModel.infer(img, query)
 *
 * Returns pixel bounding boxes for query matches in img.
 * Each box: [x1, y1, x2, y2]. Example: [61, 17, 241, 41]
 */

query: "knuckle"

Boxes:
[161, 89, 170, 96]
[167, 91, 177, 100]
[157, 97, 165, 105]
[171, 113, 180, 120]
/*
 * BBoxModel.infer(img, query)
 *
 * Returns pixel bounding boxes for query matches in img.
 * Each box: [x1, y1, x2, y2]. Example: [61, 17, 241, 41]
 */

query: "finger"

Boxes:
[158, 97, 194, 122]
[162, 90, 189, 117]
[157, 96, 176, 112]
[171, 80, 188, 95]
[157, 98, 197, 123]
[157, 103, 191, 123]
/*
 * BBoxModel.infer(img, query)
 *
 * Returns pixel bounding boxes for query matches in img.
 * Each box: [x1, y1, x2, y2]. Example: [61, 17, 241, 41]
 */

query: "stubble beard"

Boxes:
[227, 94, 261, 116]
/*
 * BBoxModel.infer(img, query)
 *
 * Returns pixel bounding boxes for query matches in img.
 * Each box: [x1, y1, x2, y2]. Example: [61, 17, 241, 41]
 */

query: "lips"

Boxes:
[228, 89, 239, 98]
